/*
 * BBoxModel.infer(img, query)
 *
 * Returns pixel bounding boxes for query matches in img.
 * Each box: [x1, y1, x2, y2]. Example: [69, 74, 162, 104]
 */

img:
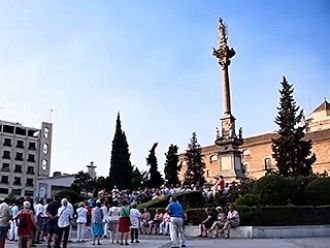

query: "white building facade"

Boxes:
[0, 120, 52, 200]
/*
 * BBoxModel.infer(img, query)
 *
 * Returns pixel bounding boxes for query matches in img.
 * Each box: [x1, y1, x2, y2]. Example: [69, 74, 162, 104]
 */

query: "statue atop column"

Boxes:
[213, 18, 244, 180]
[213, 18, 236, 69]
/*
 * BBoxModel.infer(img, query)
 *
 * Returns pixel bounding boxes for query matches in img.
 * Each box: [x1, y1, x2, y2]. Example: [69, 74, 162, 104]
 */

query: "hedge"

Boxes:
[305, 178, 330, 205]
[138, 191, 203, 210]
[182, 206, 330, 226]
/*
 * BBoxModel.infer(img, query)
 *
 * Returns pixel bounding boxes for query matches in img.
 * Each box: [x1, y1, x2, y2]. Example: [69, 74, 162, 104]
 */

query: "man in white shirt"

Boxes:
[54, 198, 72, 248]
[0, 198, 11, 248]
[34, 199, 46, 244]
[219, 204, 240, 239]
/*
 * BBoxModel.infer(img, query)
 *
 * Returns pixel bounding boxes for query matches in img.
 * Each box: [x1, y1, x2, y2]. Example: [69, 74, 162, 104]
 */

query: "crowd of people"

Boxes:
[0, 176, 240, 248]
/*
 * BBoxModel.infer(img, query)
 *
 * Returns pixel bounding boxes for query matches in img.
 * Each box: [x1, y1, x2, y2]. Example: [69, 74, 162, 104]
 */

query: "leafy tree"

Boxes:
[109, 113, 133, 189]
[70, 171, 93, 193]
[132, 166, 144, 189]
[164, 144, 181, 186]
[183, 132, 206, 187]
[146, 143, 164, 188]
[272, 77, 316, 176]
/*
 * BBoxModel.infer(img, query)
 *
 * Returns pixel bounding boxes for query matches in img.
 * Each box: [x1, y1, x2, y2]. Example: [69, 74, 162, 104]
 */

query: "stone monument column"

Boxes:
[213, 19, 244, 180]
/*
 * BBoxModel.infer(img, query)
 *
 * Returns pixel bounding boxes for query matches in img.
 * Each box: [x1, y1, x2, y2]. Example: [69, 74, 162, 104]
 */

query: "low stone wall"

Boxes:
[184, 225, 330, 239]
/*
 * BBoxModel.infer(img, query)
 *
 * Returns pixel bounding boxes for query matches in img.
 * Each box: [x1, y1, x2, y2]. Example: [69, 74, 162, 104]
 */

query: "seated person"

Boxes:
[208, 206, 226, 237]
[140, 208, 151, 234]
[197, 207, 217, 237]
[149, 209, 163, 235]
[219, 204, 240, 239]
[159, 211, 170, 235]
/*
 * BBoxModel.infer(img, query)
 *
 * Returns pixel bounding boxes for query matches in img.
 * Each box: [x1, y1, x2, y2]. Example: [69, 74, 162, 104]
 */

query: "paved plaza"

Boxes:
[5, 237, 330, 248]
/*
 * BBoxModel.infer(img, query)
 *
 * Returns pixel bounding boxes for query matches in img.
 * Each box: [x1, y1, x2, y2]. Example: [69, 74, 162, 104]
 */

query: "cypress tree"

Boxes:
[272, 77, 316, 176]
[183, 132, 206, 187]
[146, 142, 164, 188]
[109, 113, 133, 189]
[164, 144, 181, 186]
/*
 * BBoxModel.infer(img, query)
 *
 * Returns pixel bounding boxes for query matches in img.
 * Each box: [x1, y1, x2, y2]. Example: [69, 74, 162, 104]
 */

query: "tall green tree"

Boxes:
[109, 113, 133, 189]
[183, 132, 206, 187]
[132, 166, 143, 189]
[164, 144, 181, 186]
[272, 77, 316, 176]
[70, 171, 93, 193]
[146, 143, 164, 188]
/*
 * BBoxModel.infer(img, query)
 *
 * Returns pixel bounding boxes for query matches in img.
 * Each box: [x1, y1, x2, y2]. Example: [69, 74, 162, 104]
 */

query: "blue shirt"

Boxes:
[166, 201, 184, 218]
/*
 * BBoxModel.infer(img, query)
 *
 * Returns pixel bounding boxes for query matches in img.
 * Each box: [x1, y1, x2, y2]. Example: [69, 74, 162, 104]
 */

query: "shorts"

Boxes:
[47, 218, 58, 235]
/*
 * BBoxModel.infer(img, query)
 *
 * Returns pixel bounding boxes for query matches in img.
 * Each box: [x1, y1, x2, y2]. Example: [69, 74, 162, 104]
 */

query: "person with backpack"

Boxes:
[16, 201, 35, 248]
[54, 198, 72, 248]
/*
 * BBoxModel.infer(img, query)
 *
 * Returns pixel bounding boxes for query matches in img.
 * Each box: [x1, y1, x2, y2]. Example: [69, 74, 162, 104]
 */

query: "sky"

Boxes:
[0, 0, 329, 177]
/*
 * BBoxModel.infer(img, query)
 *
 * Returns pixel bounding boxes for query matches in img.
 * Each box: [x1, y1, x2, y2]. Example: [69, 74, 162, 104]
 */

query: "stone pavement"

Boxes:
[4, 237, 330, 248]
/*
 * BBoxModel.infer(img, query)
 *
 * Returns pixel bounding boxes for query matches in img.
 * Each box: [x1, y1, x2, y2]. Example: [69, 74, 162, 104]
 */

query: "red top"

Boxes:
[17, 210, 34, 236]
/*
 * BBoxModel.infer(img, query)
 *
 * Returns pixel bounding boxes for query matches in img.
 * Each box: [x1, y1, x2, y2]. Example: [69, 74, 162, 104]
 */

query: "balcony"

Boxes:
[25, 183, 34, 187]
[2, 155, 10, 160]
[1, 168, 9, 172]
[13, 182, 21, 186]
[14, 169, 22, 173]
[27, 158, 35, 163]
[26, 170, 34, 175]
[0, 180, 9, 184]
[15, 157, 23, 161]
[3, 142, 11, 147]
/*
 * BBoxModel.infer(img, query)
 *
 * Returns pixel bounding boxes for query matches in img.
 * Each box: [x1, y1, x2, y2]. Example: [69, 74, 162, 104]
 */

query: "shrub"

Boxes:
[286, 176, 317, 205]
[305, 177, 330, 205]
[185, 206, 330, 225]
[56, 189, 82, 205]
[212, 193, 229, 207]
[253, 175, 293, 205]
[235, 193, 263, 206]
[138, 191, 203, 210]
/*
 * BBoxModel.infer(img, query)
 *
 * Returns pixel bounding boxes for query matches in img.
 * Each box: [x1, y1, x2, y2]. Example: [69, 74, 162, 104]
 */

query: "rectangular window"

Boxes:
[3, 125, 14, 134]
[1, 163, 9, 172]
[3, 138, 11, 147]
[14, 165, 22, 173]
[2, 151, 10, 159]
[28, 142, 36, 150]
[0, 188, 9, 194]
[11, 189, 21, 195]
[27, 166, 34, 174]
[25, 190, 34, 197]
[28, 154, 35, 163]
[26, 178, 33, 187]
[13, 177, 21, 185]
[1, 176, 9, 184]
[15, 153, 23, 161]
[15, 127, 26, 136]
[16, 140, 24, 149]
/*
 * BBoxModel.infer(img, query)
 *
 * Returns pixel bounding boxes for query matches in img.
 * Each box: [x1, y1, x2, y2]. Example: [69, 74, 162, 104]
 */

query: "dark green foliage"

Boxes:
[235, 193, 263, 206]
[183, 132, 206, 188]
[164, 144, 181, 186]
[272, 77, 316, 176]
[56, 189, 82, 205]
[131, 166, 142, 189]
[305, 178, 330, 205]
[285, 176, 317, 205]
[253, 175, 293, 205]
[146, 143, 164, 188]
[70, 171, 94, 193]
[212, 193, 229, 207]
[182, 206, 330, 225]
[109, 113, 133, 190]
[137, 191, 203, 210]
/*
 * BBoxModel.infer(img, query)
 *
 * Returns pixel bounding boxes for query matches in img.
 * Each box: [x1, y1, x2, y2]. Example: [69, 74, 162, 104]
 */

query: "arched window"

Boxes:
[210, 155, 218, 162]
[264, 158, 272, 171]
[242, 149, 251, 157]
